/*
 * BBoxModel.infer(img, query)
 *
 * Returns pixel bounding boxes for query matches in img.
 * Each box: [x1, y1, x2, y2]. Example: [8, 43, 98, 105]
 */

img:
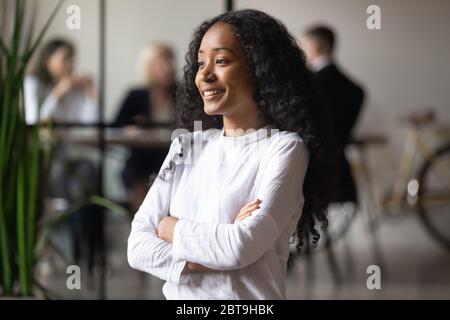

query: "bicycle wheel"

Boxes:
[417, 144, 450, 250]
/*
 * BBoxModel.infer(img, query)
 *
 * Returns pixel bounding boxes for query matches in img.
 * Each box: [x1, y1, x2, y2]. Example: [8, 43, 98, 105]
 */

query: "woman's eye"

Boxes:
[197, 61, 204, 68]
[216, 58, 227, 64]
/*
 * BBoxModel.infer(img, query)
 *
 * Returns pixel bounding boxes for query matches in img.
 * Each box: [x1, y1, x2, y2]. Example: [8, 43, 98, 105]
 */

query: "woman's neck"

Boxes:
[223, 115, 264, 137]
[150, 83, 173, 108]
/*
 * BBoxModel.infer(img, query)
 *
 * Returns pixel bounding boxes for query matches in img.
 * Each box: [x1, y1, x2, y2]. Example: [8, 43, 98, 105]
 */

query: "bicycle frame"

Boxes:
[346, 117, 450, 256]
[383, 126, 444, 213]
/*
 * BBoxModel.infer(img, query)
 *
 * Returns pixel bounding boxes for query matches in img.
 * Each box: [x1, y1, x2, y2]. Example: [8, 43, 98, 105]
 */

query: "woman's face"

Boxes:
[195, 22, 257, 118]
[148, 49, 176, 88]
[47, 46, 74, 81]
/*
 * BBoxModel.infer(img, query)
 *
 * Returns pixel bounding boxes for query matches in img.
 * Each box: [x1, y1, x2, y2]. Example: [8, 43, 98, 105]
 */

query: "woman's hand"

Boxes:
[157, 216, 179, 243]
[123, 125, 142, 137]
[183, 199, 262, 274]
[158, 199, 261, 274]
[234, 199, 261, 223]
[52, 76, 74, 100]
[183, 262, 215, 274]
[158, 217, 216, 274]
[73, 75, 96, 100]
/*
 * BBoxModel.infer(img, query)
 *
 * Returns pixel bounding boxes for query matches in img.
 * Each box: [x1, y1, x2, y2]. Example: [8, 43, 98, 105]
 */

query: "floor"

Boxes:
[36, 207, 450, 300]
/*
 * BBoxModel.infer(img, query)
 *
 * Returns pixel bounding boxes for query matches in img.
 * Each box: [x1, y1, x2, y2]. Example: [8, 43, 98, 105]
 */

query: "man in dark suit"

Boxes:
[302, 26, 365, 204]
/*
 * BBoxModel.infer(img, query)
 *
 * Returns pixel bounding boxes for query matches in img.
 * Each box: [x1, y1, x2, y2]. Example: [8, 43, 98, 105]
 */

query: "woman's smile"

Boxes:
[201, 86, 226, 100]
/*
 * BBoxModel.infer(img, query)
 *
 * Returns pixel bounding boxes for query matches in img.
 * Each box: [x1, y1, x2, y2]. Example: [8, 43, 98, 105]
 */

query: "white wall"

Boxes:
[34, 0, 450, 137]
[32, 0, 224, 200]
[31, 0, 450, 197]
[237, 0, 450, 185]
[106, 0, 223, 121]
[33, 0, 224, 121]
[32, 0, 100, 91]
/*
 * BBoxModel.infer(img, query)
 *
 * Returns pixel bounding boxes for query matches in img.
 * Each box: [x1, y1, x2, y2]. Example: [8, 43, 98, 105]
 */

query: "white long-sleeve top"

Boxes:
[24, 75, 97, 124]
[127, 125, 309, 299]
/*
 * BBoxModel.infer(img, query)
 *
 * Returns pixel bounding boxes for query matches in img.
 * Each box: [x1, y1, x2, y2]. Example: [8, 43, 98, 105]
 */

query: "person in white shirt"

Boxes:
[128, 9, 337, 299]
[25, 39, 102, 275]
[24, 38, 97, 125]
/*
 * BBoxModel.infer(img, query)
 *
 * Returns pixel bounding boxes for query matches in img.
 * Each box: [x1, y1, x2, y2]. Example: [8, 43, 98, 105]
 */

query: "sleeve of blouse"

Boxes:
[127, 136, 190, 284]
[79, 96, 98, 123]
[171, 136, 309, 270]
[24, 76, 58, 124]
[24, 76, 38, 125]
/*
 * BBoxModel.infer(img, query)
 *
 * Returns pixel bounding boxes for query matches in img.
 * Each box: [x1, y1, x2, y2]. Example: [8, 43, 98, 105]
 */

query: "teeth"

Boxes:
[204, 89, 224, 97]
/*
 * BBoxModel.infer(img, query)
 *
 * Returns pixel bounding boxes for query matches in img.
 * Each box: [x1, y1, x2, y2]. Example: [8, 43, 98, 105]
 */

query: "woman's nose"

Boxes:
[199, 63, 216, 82]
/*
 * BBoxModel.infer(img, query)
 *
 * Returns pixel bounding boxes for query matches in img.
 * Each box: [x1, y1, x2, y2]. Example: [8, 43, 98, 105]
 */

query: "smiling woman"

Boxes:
[195, 22, 259, 131]
[127, 9, 337, 300]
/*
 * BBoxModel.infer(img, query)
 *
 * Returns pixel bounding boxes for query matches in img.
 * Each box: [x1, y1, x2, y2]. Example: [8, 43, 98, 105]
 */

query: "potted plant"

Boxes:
[0, 0, 65, 297]
[1, 0, 130, 299]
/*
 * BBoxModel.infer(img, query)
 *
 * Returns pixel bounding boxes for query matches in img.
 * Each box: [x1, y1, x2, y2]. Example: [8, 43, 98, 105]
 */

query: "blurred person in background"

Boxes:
[301, 25, 365, 204]
[113, 43, 176, 214]
[25, 38, 103, 279]
[25, 38, 96, 124]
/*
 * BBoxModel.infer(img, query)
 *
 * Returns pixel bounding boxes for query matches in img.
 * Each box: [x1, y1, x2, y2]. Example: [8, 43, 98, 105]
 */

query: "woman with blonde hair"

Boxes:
[113, 43, 177, 213]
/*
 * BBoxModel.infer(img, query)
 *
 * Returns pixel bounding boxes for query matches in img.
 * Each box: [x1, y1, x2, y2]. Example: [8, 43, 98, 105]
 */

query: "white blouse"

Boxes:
[127, 125, 309, 299]
[24, 75, 97, 125]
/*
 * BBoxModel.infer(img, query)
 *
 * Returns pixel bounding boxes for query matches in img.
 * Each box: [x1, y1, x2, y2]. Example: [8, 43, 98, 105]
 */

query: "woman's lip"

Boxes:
[203, 90, 225, 100]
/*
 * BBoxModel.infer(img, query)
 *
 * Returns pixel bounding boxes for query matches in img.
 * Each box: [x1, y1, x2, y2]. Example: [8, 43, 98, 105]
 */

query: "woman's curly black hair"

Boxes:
[170, 9, 337, 264]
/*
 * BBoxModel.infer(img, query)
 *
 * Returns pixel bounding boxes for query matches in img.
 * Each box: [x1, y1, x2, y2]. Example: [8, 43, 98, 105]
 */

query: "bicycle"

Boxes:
[348, 110, 450, 252]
